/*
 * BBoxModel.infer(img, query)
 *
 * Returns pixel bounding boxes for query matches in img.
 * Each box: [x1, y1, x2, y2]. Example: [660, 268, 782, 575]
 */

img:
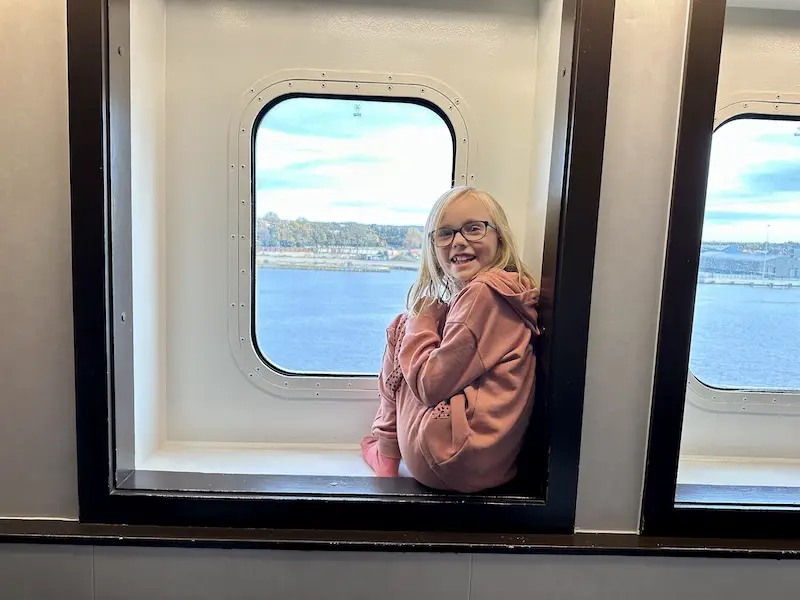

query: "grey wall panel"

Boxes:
[472, 553, 800, 600]
[0, 0, 79, 518]
[1, 543, 800, 600]
[94, 546, 470, 600]
[0, 544, 93, 600]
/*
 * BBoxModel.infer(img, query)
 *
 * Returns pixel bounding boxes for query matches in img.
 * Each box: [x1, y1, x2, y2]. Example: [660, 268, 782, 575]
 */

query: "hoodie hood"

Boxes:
[468, 268, 540, 335]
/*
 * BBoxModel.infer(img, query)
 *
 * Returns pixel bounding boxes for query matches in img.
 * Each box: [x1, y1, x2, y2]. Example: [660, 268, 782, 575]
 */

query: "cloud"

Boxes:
[738, 161, 800, 196]
[704, 210, 799, 224]
[330, 200, 433, 214]
[256, 156, 383, 191]
[253, 96, 454, 225]
[703, 117, 800, 242]
[256, 171, 332, 192]
[712, 161, 800, 200]
[749, 127, 800, 146]
[702, 219, 800, 244]
[258, 96, 450, 140]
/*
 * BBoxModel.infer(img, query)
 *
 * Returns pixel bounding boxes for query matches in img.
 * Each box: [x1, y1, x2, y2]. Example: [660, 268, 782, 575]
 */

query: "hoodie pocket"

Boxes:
[420, 392, 472, 467]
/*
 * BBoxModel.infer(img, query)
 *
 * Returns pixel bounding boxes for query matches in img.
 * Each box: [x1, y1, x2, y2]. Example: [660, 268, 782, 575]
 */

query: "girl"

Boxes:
[360, 186, 541, 493]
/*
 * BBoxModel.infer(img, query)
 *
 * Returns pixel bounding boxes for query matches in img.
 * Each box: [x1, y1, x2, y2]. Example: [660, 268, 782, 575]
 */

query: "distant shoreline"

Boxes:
[255, 255, 420, 273]
[253, 258, 800, 283]
[698, 277, 799, 288]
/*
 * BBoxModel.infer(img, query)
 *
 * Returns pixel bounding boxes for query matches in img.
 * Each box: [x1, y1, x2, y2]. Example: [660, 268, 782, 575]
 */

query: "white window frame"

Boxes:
[227, 69, 472, 399]
[686, 92, 800, 415]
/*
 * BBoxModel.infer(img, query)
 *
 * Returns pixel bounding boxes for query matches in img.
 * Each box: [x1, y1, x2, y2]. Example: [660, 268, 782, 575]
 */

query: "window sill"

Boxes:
[679, 456, 800, 488]
[677, 457, 800, 506]
[138, 442, 415, 478]
[3, 520, 800, 557]
[123, 441, 537, 501]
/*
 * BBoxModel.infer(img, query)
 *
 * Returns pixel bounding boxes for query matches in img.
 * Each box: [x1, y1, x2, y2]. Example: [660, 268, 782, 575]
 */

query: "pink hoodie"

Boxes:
[370, 268, 540, 493]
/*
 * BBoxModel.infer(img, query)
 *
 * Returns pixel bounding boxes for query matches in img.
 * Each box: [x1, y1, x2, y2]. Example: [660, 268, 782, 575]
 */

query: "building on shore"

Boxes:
[256, 245, 421, 262]
[699, 247, 800, 280]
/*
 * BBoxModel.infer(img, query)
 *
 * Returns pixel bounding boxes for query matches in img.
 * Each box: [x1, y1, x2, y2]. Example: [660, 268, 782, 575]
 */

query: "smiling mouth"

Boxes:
[451, 255, 476, 265]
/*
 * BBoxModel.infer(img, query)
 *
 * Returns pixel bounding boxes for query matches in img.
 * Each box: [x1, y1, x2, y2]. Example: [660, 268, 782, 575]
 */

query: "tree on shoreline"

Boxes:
[255, 215, 424, 251]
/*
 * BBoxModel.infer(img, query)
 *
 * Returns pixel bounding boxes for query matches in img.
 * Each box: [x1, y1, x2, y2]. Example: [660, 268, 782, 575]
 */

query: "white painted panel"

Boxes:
[131, 0, 168, 466]
[718, 7, 800, 97]
[154, 0, 545, 445]
[525, 0, 563, 276]
[679, 7, 800, 463]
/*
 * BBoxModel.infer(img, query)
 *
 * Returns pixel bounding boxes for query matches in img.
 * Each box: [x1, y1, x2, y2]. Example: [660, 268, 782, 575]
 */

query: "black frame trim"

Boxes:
[641, 0, 800, 539]
[5, 521, 800, 558]
[70, 0, 615, 533]
[69, 0, 116, 520]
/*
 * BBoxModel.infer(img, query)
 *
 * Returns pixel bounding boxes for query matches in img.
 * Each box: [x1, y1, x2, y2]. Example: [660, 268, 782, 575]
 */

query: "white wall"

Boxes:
[2, 2, 800, 597]
[131, 0, 168, 466]
[0, 0, 687, 527]
[525, 0, 563, 272]
[3, 0, 800, 578]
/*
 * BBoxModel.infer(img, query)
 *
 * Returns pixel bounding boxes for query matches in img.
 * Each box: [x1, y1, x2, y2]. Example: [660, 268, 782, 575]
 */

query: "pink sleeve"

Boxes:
[371, 315, 404, 459]
[398, 286, 488, 407]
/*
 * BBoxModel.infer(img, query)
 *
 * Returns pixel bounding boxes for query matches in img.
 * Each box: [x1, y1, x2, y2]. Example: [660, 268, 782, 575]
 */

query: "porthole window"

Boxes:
[252, 96, 455, 375]
[689, 116, 800, 392]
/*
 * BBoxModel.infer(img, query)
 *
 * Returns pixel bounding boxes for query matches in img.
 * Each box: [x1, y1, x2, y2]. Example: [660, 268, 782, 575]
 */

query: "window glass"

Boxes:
[253, 96, 455, 374]
[689, 117, 800, 391]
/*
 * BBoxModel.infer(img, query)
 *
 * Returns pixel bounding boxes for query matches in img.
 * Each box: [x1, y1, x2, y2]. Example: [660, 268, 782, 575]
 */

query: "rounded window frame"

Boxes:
[227, 69, 473, 399]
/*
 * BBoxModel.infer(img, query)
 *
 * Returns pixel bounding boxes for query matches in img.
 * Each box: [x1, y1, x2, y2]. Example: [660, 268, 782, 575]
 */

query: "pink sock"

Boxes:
[360, 435, 400, 477]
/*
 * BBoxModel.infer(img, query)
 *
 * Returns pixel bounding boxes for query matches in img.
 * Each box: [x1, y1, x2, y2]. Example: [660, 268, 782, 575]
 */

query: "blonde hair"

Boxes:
[406, 186, 536, 315]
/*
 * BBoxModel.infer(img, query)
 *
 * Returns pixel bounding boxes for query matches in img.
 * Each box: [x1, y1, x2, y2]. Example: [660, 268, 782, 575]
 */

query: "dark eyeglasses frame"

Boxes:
[432, 220, 498, 248]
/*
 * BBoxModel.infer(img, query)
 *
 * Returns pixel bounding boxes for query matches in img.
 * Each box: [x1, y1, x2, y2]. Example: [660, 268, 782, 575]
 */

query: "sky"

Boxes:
[703, 117, 800, 243]
[254, 96, 454, 227]
[255, 98, 800, 243]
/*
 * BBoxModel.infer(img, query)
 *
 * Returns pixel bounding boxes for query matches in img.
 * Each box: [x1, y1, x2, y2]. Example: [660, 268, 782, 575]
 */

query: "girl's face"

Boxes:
[434, 194, 499, 288]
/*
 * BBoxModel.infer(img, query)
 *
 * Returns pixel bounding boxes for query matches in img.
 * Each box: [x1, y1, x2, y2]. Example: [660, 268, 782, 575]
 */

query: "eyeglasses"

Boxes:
[432, 220, 497, 247]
